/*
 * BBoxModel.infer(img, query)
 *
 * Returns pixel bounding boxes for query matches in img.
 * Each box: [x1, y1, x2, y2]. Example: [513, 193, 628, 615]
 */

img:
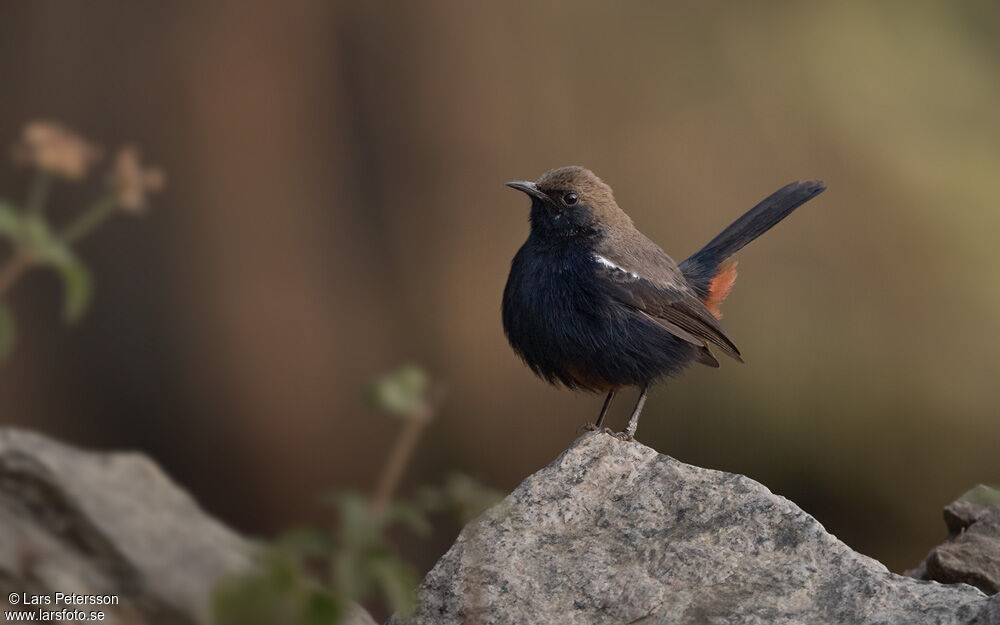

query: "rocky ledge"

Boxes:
[0, 427, 996, 625]
[390, 432, 999, 625]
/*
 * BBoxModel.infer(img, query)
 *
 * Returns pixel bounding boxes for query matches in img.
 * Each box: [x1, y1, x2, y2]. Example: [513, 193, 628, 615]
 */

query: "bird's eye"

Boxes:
[563, 192, 578, 206]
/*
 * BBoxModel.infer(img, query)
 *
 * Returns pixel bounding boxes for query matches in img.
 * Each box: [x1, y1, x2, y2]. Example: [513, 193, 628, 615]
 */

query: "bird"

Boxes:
[502, 166, 825, 440]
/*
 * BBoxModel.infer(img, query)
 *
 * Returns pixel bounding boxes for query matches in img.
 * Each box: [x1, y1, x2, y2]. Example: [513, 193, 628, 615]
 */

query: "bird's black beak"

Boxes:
[505, 180, 548, 203]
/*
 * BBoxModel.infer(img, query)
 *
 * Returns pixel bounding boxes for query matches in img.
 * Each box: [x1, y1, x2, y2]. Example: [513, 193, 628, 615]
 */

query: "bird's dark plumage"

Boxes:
[502, 166, 825, 437]
[680, 180, 827, 298]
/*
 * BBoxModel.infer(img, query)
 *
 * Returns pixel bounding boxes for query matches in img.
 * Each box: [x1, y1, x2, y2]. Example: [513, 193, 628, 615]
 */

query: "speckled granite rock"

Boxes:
[389, 432, 997, 625]
[908, 485, 1000, 595]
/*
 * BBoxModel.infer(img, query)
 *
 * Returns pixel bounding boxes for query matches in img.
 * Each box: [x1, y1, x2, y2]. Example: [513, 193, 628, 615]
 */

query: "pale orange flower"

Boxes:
[108, 146, 165, 213]
[11, 121, 101, 180]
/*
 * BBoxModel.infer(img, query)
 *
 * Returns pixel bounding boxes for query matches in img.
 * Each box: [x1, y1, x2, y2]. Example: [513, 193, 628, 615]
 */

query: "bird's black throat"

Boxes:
[528, 196, 600, 241]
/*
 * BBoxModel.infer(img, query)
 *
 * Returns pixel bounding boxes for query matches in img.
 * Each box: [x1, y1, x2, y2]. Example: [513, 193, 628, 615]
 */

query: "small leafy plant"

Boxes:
[213, 365, 503, 625]
[212, 497, 428, 625]
[0, 121, 164, 360]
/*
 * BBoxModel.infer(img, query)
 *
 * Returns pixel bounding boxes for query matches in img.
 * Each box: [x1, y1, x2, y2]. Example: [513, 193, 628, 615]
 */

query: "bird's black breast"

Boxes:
[502, 236, 699, 390]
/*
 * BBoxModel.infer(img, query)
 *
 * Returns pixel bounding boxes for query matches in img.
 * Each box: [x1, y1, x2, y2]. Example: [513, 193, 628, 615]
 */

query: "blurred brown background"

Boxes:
[0, 0, 998, 575]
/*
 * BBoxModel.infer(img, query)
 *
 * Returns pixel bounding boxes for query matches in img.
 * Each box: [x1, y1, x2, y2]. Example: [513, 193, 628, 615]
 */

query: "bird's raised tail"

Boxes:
[680, 180, 826, 299]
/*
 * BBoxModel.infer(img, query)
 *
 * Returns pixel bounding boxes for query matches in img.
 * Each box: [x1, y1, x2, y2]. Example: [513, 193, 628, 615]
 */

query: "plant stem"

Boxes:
[25, 173, 52, 216]
[59, 197, 118, 245]
[0, 251, 34, 299]
[370, 407, 431, 515]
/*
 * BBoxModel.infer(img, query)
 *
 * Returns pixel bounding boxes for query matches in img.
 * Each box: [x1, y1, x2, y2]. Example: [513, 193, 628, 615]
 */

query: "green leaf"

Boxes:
[0, 200, 23, 240]
[0, 305, 14, 361]
[382, 501, 432, 536]
[363, 364, 431, 418]
[276, 527, 334, 560]
[31, 235, 93, 323]
[213, 545, 342, 625]
[300, 590, 341, 625]
[371, 558, 418, 616]
[3, 212, 95, 324]
[53, 255, 93, 323]
[414, 473, 504, 525]
[21, 213, 53, 248]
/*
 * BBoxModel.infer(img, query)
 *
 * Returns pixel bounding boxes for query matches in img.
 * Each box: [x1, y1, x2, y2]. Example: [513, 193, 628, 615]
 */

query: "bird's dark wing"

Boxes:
[594, 259, 743, 362]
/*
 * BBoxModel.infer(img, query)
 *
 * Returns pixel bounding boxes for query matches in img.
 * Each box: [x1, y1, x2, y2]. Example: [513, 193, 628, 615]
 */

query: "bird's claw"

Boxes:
[612, 431, 636, 442]
[578, 423, 618, 437]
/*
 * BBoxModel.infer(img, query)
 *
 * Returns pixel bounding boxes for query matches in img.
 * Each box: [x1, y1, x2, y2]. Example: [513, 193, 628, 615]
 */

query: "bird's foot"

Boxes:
[612, 430, 636, 442]
[578, 423, 616, 436]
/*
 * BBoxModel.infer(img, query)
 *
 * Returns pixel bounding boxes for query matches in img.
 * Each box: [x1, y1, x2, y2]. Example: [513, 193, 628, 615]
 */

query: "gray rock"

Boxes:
[390, 432, 998, 625]
[0, 427, 251, 624]
[908, 485, 1000, 595]
[0, 427, 379, 625]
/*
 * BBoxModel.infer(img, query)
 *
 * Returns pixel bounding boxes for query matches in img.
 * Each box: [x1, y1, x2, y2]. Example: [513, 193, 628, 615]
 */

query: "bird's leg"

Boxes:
[582, 390, 616, 432]
[616, 386, 649, 441]
[595, 390, 616, 428]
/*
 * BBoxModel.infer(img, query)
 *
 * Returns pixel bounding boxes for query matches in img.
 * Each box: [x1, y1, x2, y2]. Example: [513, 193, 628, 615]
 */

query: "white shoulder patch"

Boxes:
[593, 254, 640, 279]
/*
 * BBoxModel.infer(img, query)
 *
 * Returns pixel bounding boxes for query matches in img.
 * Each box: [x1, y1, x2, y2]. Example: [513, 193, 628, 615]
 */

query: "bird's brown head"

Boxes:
[506, 166, 631, 239]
